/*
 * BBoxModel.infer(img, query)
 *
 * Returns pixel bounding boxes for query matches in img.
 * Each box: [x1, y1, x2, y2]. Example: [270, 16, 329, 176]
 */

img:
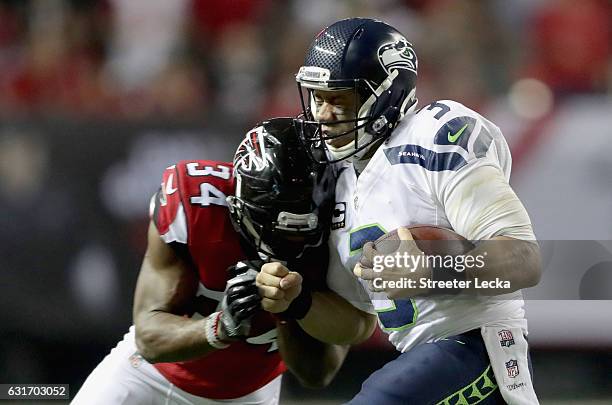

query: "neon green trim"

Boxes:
[349, 224, 418, 331]
[447, 123, 469, 142]
[375, 300, 419, 332]
[348, 223, 387, 256]
[375, 301, 397, 313]
[435, 365, 498, 405]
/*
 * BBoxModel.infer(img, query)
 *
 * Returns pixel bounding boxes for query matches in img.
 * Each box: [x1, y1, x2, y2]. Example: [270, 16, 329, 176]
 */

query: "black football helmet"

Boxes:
[295, 18, 418, 163]
[227, 117, 334, 261]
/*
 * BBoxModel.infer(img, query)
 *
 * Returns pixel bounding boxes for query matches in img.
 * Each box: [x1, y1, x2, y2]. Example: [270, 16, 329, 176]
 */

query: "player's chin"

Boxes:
[326, 133, 354, 148]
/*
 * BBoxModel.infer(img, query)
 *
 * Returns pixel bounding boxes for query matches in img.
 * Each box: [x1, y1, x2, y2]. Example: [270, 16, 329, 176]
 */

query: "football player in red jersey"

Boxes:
[72, 118, 376, 405]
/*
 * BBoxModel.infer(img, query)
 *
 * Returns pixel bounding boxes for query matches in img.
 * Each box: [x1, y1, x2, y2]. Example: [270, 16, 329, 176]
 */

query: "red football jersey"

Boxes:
[150, 160, 285, 399]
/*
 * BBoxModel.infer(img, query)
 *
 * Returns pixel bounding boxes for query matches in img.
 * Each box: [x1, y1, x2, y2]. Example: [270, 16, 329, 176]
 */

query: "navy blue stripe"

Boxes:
[473, 127, 494, 159]
[433, 116, 477, 152]
[350, 225, 386, 253]
[384, 144, 468, 171]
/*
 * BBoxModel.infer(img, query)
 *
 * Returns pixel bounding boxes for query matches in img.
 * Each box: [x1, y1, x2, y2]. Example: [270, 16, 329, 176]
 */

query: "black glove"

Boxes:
[217, 262, 262, 340]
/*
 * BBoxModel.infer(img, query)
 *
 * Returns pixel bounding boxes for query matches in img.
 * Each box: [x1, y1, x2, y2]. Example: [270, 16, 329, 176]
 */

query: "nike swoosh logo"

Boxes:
[165, 173, 178, 195]
[447, 123, 469, 143]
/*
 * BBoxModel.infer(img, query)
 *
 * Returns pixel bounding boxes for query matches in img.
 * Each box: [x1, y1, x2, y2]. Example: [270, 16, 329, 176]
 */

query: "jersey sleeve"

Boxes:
[439, 162, 536, 241]
[150, 164, 188, 244]
[421, 101, 536, 241]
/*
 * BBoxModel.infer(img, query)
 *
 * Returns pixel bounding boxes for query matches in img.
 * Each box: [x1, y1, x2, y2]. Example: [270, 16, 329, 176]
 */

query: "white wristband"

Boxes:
[205, 311, 230, 349]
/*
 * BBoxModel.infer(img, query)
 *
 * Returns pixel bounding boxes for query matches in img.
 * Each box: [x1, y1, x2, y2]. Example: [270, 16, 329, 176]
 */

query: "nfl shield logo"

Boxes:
[505, 359, 519, 378]
[498, 329, 515, 347]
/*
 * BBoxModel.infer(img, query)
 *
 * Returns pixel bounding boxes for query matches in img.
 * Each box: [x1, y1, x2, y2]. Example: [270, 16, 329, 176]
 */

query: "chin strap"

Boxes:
[352, 98, 419, 174]
[326, 132, 374, 161]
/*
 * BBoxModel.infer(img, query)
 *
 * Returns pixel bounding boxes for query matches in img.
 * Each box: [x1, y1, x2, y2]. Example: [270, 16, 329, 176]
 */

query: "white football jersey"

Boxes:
[327, 99, 535, 352]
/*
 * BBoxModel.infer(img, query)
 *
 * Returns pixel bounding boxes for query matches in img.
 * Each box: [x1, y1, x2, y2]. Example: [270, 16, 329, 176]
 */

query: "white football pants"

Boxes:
[71, 326, 281, 405]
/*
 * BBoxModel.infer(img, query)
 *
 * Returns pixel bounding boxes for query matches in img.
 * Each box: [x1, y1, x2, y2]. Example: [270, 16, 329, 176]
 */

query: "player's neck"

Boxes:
[353, 158, 368, 175]
[352, 139, 384, 174]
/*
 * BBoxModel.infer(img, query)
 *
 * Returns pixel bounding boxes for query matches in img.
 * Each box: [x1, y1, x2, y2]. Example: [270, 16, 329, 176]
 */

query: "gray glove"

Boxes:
[218, 262, 262, 340]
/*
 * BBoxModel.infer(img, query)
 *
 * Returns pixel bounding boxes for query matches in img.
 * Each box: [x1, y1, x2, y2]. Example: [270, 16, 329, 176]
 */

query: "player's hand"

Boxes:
[354, 227, 431, 299]
[218, 262, 262, 341]
[256, 262, 303, 313]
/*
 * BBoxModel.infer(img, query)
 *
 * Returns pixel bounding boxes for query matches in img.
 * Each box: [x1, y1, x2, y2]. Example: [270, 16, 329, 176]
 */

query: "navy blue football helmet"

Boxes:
[227, 118, 334, 260]
[295, 18, 418, 163]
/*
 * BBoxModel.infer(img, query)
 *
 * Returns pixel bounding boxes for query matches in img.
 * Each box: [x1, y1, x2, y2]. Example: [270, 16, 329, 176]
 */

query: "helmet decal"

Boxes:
[234, 126, 267, 172]
[296, 66, 332, 87]
[377, 38, 417, 75]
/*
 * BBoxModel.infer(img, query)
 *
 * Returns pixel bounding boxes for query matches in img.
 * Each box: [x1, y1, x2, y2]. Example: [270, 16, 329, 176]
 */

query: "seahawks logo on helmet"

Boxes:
[377, 38, 417, 75]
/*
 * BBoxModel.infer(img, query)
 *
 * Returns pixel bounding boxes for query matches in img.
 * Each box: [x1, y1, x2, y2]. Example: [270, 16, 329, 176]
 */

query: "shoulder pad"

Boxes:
[152, 164, 187, 243]
[432, 115, 477, 152]
[385, 100, 500, 172]
[152, 160, 234, 243]
[174, 160, 234, 211]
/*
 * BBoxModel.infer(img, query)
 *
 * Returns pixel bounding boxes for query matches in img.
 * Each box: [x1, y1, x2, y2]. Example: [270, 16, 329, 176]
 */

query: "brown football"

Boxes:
[360, 225, 474, 267]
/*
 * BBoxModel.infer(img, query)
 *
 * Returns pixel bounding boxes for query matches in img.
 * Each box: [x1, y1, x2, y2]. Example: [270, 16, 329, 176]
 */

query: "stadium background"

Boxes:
[0, 0, 611, 403]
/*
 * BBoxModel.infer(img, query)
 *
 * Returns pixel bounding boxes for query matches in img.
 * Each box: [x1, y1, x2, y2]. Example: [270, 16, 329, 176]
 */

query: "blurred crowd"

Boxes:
[0, 0, 610, 125]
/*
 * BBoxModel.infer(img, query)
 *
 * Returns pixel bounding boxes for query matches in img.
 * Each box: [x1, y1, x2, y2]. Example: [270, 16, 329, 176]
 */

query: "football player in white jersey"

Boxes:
[274, 17, 541, 404]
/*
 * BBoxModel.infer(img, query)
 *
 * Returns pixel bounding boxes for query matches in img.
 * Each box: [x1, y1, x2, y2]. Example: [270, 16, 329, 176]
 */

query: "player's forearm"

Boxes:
[134, 312, 216, 363]
[277, 319, 349, 389]
[464, 236, 541, 295]
[298, 291, 376, 345]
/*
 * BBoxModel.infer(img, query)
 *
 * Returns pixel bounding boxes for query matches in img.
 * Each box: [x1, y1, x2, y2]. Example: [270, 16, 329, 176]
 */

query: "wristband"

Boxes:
[277, 287, 313, 320]
[205, 311, 230, 349]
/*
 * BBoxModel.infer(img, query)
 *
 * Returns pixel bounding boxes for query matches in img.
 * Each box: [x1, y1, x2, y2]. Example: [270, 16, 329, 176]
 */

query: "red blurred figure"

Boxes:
[525, 0, 610, 95]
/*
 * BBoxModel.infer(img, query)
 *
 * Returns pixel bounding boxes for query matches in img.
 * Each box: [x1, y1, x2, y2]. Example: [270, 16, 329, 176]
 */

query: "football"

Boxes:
[360, 225, 475, 267]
